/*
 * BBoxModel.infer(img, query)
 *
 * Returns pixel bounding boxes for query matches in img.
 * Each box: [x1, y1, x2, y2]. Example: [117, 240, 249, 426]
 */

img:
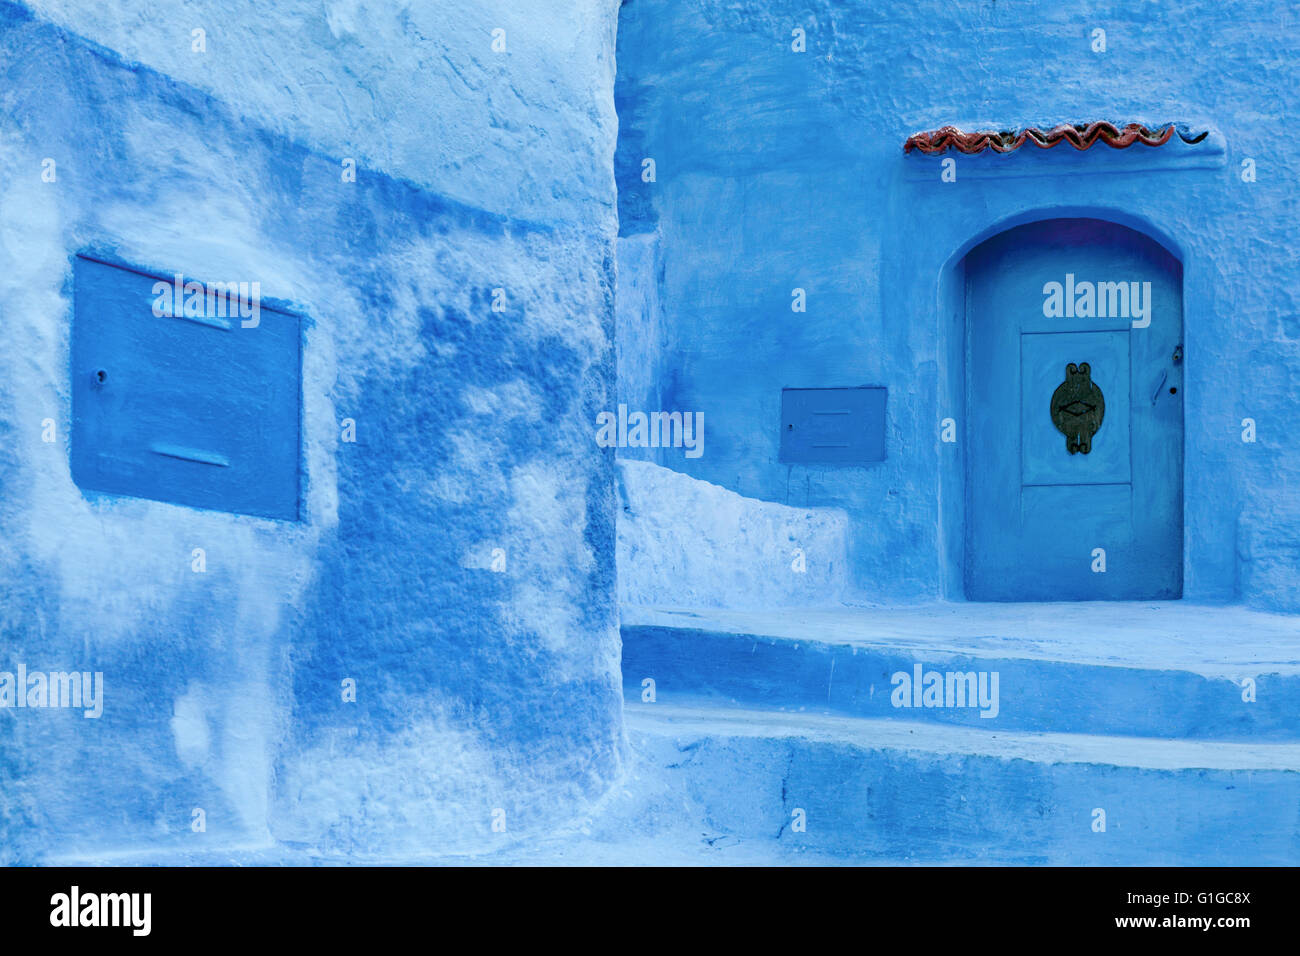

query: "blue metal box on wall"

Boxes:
[70, 254, 302, 521]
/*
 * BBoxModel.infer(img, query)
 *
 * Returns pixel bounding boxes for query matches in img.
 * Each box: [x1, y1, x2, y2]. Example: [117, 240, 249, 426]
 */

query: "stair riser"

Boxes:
[624, 625, 1300, 740]
[632, 726, 1300, 864]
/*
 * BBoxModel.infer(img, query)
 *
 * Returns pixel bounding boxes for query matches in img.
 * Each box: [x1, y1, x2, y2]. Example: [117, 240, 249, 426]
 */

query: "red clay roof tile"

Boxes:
[903, 122, 1208, 155]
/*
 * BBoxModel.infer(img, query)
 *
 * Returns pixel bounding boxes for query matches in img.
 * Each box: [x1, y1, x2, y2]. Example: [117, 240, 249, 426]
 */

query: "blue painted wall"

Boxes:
[3, 0, 1298, 867]
[615, 0, 1300, 608]
[0, 1, 623, 862]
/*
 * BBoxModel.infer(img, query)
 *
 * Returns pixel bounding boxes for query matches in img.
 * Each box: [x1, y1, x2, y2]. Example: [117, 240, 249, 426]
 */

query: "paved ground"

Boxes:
[50, 603, 1299, 866]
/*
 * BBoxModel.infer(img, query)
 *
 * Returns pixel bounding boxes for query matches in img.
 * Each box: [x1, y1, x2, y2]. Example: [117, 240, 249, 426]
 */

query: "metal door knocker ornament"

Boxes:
[1050, 362, 1105, 454]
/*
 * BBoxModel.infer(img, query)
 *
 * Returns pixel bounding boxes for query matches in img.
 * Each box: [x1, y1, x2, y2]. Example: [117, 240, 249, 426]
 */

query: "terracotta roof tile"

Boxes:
[903, 122, 1209, 155]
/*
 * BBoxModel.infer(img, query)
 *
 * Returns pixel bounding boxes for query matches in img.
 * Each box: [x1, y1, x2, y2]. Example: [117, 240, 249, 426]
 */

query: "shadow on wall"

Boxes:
[0, 0, 624, 864]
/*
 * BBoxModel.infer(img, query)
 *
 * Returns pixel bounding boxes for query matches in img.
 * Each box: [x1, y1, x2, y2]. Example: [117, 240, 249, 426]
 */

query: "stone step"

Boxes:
[627, 702, 1300, 865]
[621, 604, 1300, 740]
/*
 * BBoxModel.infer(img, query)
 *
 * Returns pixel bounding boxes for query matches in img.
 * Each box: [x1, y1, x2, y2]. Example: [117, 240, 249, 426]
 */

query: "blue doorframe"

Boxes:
[964, 219, 1184, 601]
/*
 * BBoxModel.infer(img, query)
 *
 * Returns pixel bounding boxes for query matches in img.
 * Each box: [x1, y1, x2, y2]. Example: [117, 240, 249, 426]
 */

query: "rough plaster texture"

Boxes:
[616, 0, 1300, 608]
[617, 459, 850, 609]
[27, 0, 618, 223]
[0, 0, 622, 863]
[614, 232, 668, 466]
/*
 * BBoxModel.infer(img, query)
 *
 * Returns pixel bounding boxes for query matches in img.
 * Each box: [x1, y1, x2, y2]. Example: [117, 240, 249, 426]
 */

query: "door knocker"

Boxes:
[1050, 362, 1105, 454]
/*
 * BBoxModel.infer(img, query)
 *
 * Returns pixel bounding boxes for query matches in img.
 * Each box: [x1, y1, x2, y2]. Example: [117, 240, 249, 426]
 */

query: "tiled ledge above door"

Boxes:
[901, 122, 1226, 179]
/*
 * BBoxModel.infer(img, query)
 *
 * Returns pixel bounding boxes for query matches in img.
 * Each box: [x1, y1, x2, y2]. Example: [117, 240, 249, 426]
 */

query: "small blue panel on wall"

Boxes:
[780, 387, 886, 464]
[71, 254, 301, 520]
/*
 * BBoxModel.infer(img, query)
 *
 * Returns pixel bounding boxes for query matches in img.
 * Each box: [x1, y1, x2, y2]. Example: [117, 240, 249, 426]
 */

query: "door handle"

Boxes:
[1151, 369, 1167, 405]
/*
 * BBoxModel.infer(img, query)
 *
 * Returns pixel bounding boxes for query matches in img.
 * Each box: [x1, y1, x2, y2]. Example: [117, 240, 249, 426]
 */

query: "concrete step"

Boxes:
[621, 604, 1300, 740]
[628, 701, 1300, 865]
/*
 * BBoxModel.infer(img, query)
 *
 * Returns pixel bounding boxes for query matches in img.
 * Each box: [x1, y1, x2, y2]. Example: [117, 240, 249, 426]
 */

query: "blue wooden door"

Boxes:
[965, 219, 1183, 600]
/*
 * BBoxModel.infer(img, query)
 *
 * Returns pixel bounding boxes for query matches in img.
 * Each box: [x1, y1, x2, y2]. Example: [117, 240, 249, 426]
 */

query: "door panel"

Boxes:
[1021, 331, 1130, 486]
[965, 219, 1183, 601]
